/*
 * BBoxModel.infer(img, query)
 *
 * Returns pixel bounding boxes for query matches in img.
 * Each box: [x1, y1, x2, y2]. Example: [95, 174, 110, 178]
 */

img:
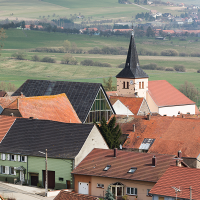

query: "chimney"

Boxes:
[20, 92, 23, 96]
[114, 148, 117, 158]
[133, 124, 135, 132]
[152, 156, 156, 167]
[178, 150, 182, 158]
[10, 113, 14, 117]
[147, 114, 151, 120]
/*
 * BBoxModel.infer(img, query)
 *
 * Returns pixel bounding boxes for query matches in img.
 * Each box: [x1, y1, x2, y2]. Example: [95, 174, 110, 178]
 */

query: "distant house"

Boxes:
[72, 148, 187, 200]
[108, 96, 150, 116]
[1, 93, 81, 123]
[117, 115, 200, 168]
[150, 166, 200, 200]
[12, 80, 115, 123]
[0, 116, 109, 189]
[0, 90, 7, 97]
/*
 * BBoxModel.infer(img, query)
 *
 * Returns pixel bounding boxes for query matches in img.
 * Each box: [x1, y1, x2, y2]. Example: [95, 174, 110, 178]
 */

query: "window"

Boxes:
[10, 167, 16, 175]
[21, 156, 27, 162]
[103, 165, 111, 171]
[97, 183, 104, 188]
[139, 82, 141, 89]
[122, 82, 129, 89]
[127, 187, 137, 195]
[128, 168, 137, 174]
[142, 82, 144, 89]
[10, 154, 16, 161]
[1, 153, 5, 161]
[1, 166, 5, 174]
[147, 189, 151, 196]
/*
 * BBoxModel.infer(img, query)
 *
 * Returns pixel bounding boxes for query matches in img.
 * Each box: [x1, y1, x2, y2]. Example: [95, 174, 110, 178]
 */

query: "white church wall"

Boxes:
[159, 104, 195, 116]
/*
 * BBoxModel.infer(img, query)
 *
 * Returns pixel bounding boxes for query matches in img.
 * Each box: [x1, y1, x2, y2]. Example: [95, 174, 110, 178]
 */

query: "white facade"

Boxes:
[158, 104, 195, 116]
[75, 125, 109, 167]
[113, 100, 134, 116]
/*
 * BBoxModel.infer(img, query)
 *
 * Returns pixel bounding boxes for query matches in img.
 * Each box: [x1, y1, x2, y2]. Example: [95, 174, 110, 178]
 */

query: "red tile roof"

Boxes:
[148, 80, 195, 107]
[150, 166, 200, 199]
[0, 115, 16, 142]
[0, 96, 19, 108]
[119, 115, 200, 158]
[54, 190, 99, 200]
[72, 148, 185, 183]
[0, 91, 7, 97]
[4, 94, 81, 123]
[109, 96, 144, 115]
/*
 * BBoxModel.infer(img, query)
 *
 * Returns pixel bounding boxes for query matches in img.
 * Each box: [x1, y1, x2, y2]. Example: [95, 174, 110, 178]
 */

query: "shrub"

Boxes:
[141, 63, 158, 70]
[80, 59, 112, 67]
[156, 66, 165, 71]
[80, 59, 94, 66]
[161, 49, 179, 56]
[41, 56, 56, 63]
[165, 67, 174, 71]
[190, 52, 200, 57]
[197, 69, 200, 73]
[88, 46, 127, 55]
[31, 55, 40, 61]
[179, 52, 189, 57]
[174, 65, 186, 72]
[61, 53, 78, 65]
[12, 51, 26, 60]
[117, 63, 125, 68]
[30, 47, 65, 53]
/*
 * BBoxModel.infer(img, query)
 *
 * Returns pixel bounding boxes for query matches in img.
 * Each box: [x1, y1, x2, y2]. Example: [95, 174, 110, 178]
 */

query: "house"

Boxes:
[115, 31, 196, 116]
[0, 90, 7, 97]
[117, 115, 200, 168]
[1, 93, 81, 123]
[108, 96, 150, 116]
[72, 148, 187, 200]
[0, 116, 109, 189]
[54, 190, 99, 200]
[150, 166, 200, 200]
[0, 96, 18, 114]
[12, 80, 115, 123]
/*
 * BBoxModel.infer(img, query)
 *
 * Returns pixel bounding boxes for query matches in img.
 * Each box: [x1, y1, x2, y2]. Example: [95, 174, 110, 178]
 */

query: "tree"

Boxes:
[0, 28, 7, 53]
[61, 53, 78, 65]
[21, 21, 25, 29]
[146, 26, 155, 37]
[63, 40, 71, 52]
[104, 186, 115, 200]
[179, 81, 200, 103]
[103, 77, 116, 91]
[95, 116, 122, 149]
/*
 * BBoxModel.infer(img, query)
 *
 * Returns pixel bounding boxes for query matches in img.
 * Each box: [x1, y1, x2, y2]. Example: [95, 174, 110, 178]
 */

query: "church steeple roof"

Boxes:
[116, 32, 149, 79]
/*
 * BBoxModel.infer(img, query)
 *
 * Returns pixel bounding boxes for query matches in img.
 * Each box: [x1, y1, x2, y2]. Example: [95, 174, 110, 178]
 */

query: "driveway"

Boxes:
[0, 182, 55, 200]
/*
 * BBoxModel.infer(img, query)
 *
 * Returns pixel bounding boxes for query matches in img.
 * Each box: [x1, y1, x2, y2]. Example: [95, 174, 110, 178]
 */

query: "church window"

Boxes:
[139, 82, 141, 89]
[123, 82, 129, 89]
[142, 82, 144, 89]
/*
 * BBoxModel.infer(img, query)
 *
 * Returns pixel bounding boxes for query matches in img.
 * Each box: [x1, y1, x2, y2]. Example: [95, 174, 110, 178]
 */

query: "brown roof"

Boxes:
[148, 80, 195, 107]
[150, 166, 200, 199]
[0, 96, 19, 108]
[0, 115, 16, 142]
[54, 190, 99, 200]
[0, 91, 7, 97]
[109, 96, 144, 115]
[119, 115, 200, 158]
[72, 148, 184, 183]
[3, 94, 81, 123]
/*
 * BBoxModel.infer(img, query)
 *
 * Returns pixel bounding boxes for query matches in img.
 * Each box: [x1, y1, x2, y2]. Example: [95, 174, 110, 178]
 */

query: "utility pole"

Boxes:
[45, 149, 48, 197]
[190, 186, 192, 200]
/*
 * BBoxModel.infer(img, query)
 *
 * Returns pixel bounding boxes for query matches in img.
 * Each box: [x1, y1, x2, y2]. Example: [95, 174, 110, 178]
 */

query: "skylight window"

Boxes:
[139, 138, 155, 150]
[103, 165, 111, 171]
[128, 168, 137, 173]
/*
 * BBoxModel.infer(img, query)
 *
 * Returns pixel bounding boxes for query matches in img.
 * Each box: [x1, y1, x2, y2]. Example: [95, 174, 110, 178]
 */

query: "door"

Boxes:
[78, 182, 89, 195]
[43, 170, 55, 189]
[20, 171, 24, 182]
[31, 175, 38, 186]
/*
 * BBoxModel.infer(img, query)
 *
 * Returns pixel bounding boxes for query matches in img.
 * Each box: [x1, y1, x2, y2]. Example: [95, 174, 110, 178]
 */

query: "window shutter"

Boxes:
[0, 166, 1, 174]
[24, 156, 27, 163]
[9, 167, 11, 175]
[7, 154, 10, 161]
[14, 155, 17, 161]
[5, 166, 9, 174]
[3, 154, 5, 160]
[14, 168, 16, 175]
[18, 155, 21, 162]
[135, 188, 137, 195]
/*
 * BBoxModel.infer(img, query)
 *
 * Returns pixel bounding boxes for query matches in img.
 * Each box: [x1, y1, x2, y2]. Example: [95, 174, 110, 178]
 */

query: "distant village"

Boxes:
[0, 26, 200, 200]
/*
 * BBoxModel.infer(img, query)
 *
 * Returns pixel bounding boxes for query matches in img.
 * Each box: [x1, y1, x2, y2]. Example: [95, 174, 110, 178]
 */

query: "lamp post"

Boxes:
[39, 149, 48, 197]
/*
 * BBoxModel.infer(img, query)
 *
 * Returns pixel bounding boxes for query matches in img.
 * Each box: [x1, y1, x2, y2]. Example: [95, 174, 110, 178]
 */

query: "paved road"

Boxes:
[0, 182, 54, 200]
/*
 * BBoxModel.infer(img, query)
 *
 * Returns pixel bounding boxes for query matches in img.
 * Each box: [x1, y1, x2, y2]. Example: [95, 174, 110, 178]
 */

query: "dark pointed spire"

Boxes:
[116, 31, 149, 79]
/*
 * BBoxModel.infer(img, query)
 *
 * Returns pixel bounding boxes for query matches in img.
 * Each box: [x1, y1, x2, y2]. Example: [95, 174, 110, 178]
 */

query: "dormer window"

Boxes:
[128, 168, 137, 173]
[103, 165, 111, 171]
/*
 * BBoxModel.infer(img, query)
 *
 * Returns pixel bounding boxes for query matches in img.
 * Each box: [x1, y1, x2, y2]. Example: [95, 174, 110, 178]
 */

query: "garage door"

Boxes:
[78, 182, 89, 195]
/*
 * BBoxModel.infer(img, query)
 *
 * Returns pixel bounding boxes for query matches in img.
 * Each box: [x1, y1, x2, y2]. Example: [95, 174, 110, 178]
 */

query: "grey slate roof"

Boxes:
[12, 80, 111, 123]
[116, 34, 149, 79]
[0, 118, 94, 159]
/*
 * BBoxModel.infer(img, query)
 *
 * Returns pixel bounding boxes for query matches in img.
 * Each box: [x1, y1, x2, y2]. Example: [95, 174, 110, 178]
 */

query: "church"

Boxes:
[113, 31, 196, 116]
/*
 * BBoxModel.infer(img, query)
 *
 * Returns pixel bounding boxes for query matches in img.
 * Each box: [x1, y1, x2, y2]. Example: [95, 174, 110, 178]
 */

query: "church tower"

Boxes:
[116, 31, 149, 98]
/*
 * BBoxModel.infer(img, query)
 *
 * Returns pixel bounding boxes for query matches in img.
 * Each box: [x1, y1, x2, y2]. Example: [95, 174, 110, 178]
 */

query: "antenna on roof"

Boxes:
[172, 186, 181, 200]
